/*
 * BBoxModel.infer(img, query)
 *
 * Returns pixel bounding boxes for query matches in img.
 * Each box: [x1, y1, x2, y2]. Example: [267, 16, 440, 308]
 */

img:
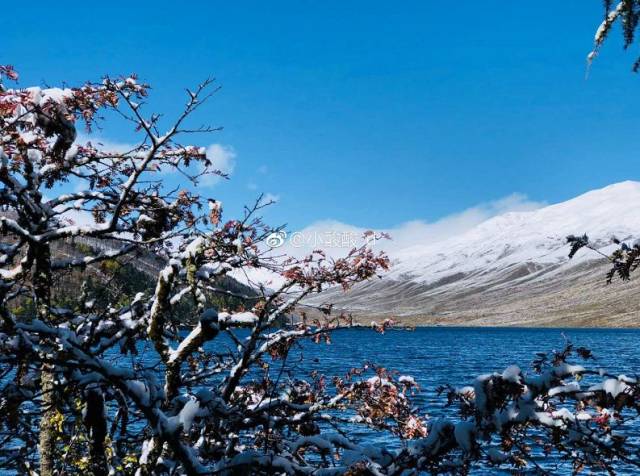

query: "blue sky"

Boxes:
[5, 1, 640, 231]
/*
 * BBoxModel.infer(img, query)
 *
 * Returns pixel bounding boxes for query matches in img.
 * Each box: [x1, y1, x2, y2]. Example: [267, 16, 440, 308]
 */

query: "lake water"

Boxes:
[7, 327, 639, 475]
[282, 327, 640, 474]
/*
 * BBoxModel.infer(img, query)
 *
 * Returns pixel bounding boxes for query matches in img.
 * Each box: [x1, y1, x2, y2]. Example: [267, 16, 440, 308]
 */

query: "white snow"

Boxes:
[407, 419, 454, 456]
[553, 363, 585, 377]
[178, 398, 200, 432]
[473, 374, 492, 415]
[218, 311, 258, 326]
[548, 382, 581, 397]
[589, 378, 630, 398]
[594, 2, 623, 44]
[384, 181, 640, 288]
[139, 438, 155, 465]
[183, 237, 206, 259]
[501, 365, 521, 383]
[126, 380, 150, 406]
[398, 375, 417, 386]
[26, 87, 74, 106]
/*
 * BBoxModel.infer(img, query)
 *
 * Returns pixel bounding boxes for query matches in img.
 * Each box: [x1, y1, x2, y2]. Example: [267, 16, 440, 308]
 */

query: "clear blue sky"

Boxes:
[5, 1, 640, 229]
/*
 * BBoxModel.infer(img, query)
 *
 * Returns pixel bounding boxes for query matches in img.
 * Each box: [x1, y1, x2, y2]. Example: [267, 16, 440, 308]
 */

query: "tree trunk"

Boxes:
[84, 388, 108, 476]
[39, 365, 57, 476]
[33, 243, 57, 476]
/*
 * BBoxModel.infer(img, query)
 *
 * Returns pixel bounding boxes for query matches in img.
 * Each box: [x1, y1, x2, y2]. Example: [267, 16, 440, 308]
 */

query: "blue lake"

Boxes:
[8, 327, 640, 475]
[294, 326, 640, 409]
[281, 327, 640, 474]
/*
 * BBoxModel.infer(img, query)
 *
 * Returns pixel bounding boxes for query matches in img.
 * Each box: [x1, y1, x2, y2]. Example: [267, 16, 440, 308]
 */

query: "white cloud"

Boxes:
[200, 144, 236, 187]
[235, 193, 546, 289]
[257, 165, 268, 174]
[266, 193, 546, 261]
[57, 207, 97, 228]
[75, 135, 236, 188]
[380, 193, 544, 252]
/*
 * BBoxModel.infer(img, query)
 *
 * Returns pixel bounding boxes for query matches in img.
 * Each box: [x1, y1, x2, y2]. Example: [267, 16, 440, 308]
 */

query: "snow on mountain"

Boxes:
[389, 181, 640, 284]
[306, 181, 640, 327]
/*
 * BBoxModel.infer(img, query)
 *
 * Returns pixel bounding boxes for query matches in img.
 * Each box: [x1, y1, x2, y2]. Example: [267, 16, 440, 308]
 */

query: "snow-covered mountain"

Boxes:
[307, 181, 640, 327]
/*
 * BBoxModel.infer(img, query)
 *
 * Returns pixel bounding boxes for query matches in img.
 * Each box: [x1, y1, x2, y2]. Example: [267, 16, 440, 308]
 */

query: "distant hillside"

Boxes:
[6, 228, 257, 322]
[65, 237, 257, 320]
[305, 182, 640, 327]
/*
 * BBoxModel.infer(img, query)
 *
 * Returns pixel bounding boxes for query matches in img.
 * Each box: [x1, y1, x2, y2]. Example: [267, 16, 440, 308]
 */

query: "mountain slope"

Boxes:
[307, 181, 640, 327]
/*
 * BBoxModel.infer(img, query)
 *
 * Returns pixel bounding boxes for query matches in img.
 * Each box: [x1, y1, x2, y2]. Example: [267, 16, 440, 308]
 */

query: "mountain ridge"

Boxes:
[305, 181, 640, 327]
